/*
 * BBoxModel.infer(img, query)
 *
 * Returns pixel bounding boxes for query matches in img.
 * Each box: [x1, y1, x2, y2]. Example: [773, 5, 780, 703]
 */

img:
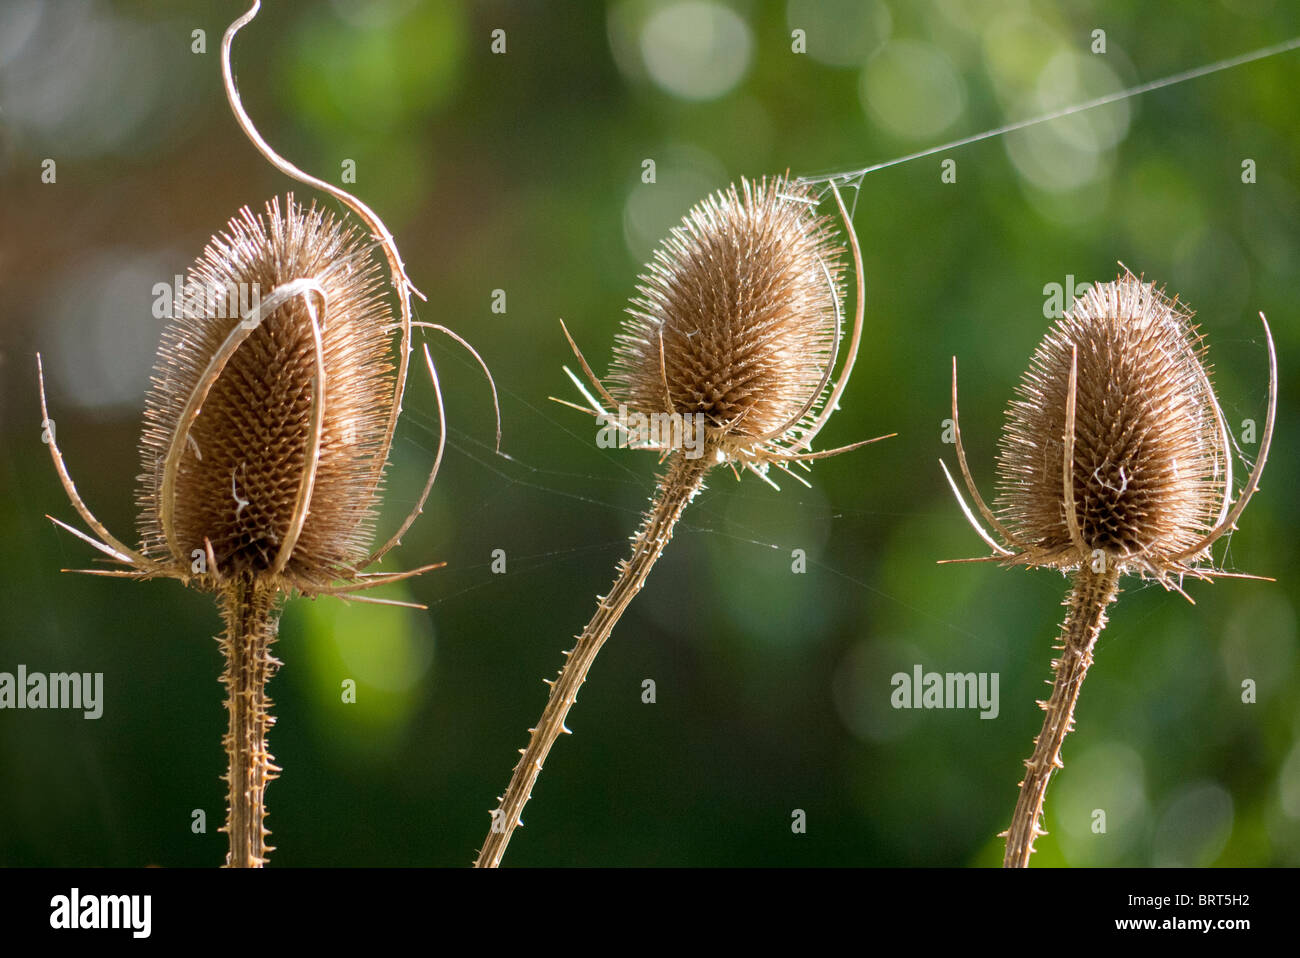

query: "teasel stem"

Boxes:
[476, 449, 713, 867]
[1003, 563, 1121, 867]
[217, 575, 283, 868]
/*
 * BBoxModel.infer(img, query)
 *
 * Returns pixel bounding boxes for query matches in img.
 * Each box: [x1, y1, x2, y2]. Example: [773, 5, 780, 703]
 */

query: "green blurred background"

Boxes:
[1, 0, 1297, 867]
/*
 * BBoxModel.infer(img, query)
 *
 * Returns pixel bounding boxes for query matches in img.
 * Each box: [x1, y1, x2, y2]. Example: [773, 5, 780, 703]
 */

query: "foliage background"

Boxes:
[1, 0, 1297, 866]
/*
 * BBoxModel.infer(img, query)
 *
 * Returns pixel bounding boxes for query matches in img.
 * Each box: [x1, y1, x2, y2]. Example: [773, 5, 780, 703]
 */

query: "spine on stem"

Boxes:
[476, 451, 712, 867]
[218, 575, 283, 868]
[1003, 564, 1120, 868]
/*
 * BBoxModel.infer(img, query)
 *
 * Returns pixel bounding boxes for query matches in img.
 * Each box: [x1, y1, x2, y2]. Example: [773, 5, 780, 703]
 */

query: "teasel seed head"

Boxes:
[944, 268, 1277, 592]
[999, 274, 1223, 567]
[612, 176, 843, 437]
[561, 175, 891, 484]
[36, 0, 477, 603]
[136, 195, 396, 593]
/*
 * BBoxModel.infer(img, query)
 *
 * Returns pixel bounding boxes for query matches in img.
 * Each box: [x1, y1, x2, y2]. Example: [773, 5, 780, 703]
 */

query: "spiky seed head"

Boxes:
[995, 272, 1226, 571]
[608, 176, 845, 450]
[137, 195, 395, 590]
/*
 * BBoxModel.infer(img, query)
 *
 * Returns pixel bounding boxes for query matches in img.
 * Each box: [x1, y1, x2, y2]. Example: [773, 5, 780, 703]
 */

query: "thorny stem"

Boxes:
[475, 451, 713, 867]
[218, 575, 283, 868]
[1003, 564, 1121, 867]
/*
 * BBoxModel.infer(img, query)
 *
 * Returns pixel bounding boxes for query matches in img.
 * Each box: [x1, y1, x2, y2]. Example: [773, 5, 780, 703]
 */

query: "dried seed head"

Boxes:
[137, 195, 396, 591]
[608, 176, 846, 451]
[995, 272, 1226, 572]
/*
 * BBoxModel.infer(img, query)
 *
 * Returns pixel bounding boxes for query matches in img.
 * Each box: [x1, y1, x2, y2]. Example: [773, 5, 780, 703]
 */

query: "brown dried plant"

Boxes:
[474, 176, 893, 867]
[37, 1, 496, 867]
[941, 269, 1276, 867]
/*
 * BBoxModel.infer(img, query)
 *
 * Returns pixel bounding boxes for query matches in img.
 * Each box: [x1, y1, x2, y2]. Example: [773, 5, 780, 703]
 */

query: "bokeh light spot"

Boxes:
[860, 39, 965, 140]
[639, 1, 752, 101]
[786, 0, 892, 68]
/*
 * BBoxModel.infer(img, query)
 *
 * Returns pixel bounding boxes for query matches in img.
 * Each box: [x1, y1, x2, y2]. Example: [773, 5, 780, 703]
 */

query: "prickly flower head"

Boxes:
[995, 272, 1227, 574]
[608, 176, 849, 465]
[137, 195, 396, 592]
